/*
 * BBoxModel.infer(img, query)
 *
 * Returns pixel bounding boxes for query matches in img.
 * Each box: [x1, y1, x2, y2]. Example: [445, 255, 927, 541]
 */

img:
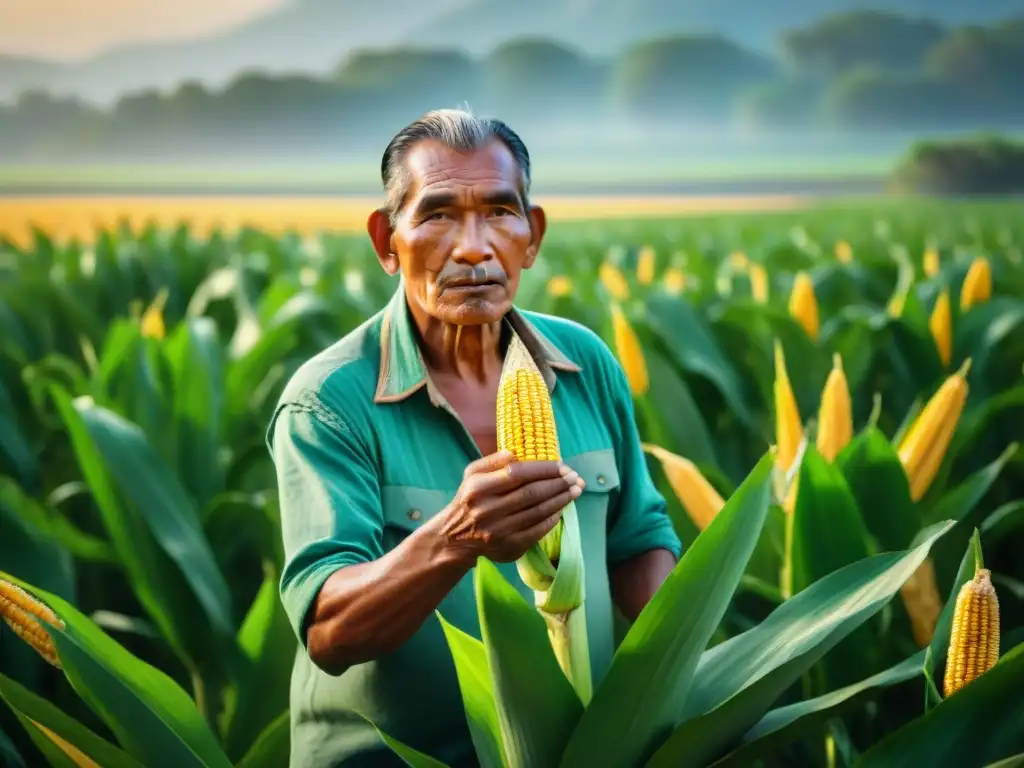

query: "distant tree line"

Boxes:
[1, 10, 1022, 162]
[892, 135, 1024, 194]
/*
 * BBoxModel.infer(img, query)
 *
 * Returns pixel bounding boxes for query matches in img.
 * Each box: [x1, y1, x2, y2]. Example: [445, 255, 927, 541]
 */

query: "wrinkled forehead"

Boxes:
[403, 138, 525, 204]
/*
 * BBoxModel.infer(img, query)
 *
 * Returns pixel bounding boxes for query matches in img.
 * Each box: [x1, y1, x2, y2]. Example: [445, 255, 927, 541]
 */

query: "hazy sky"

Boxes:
[0, 0, 290, 60]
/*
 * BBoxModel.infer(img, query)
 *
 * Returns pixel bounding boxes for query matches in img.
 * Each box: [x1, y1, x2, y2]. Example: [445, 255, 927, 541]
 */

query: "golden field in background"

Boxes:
[0, 194, 808, 245]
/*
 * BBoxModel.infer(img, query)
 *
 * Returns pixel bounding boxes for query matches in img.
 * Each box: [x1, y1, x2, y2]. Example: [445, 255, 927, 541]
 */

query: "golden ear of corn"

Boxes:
[960, 257, 992, 311]
[662, 267, 686, 295]
[749, 263, 769, 303]
[897, 358, 971, 502]
[140, 287, 169, 340]
[899, 558, 944, 647]
[834, 240, 853, 264]
[0, 577, 64, 669]
[773, 340, 804, 474]
[496, 335, 591, 704]
[636, 245, 656, 285]
[641, 443, 725, 530]
[599, 261, 630, 301]
[610, 303, 649, 397]
[929, 289, 952, 367]
[546, 275, 574, 297]
[923, 246, 940, 277]
[816, 353, 853, 462]
[943, 567, 1000, 697]
[788, 272, 819, 340]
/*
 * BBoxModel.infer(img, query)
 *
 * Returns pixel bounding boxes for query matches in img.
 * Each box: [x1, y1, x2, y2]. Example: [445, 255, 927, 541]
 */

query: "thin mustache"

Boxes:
[437, 265, 508, 289]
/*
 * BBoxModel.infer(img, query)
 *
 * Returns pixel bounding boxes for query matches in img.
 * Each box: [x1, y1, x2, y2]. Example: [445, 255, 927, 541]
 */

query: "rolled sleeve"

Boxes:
[602, 354, 682, 566]
[268, 388, 382, 647]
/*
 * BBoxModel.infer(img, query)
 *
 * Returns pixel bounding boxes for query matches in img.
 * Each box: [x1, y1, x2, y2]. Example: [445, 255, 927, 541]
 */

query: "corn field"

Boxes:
[0, 199, 1022, 767]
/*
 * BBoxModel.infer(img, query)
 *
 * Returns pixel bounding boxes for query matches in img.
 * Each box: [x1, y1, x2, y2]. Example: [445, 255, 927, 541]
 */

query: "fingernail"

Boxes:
[570, 485, 582, 497]
[564, 471, 579, 484]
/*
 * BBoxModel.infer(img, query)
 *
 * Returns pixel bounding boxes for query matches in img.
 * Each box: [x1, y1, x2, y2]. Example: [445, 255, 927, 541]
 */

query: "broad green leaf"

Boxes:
[980, 500, 1024, 545]
[474, 558, 583, 768]
[836, 427, 918, 552]
[0, 672, 141, 768]
[560, 452, 775, 768]
[954, 297, 1024, 397]
[0, 572, 233, 768]
[646, 520, 954, 767]
[0, 724, 25, 768]
[855, 643, 1024, 766]
[0, 379, 39, 491]
[234, 711, 290, 768]
[984, 754, 1024, 768]
[436, 616, 505, 768]
[713, 650, 927, 767]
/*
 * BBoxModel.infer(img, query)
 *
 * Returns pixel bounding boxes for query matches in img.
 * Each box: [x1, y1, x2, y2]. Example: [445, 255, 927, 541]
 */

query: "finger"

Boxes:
[475, 476, 575, 519]
[463, 451, 516, 479]
[476, 459, 571, 494]
[506, 509, 563, 553]
[493, 483, 581, 537]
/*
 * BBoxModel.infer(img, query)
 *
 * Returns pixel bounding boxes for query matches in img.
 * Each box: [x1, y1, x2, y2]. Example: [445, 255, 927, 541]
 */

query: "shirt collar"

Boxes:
[374, 280, 582, 405]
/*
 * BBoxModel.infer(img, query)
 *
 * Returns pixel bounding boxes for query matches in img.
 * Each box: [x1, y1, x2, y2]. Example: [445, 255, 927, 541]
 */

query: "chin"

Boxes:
[438, 297, 510, 326]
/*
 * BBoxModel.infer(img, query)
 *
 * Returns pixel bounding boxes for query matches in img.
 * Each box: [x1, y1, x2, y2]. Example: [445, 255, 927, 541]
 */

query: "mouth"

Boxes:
[444, 277, 504, 291]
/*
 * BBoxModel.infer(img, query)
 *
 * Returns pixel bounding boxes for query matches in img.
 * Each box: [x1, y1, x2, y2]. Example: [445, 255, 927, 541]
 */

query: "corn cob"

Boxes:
[641, 443, 724, 530]
[816, 353, 852, 462]
[547, 275, 573, 297]
[0, 577, 64, 669]
[610, 303, 649, 397]
[929, 289, 952, 367]
[636, 245, 656, 285]
[899, 558, 943, 647]
[773, 341, 804, 475]
[599, 261, 630, 301]
[788, 272, 819, 340]
[897, 358, 971, 502]
[749, 263, 769, 303]
[662, 268, 685, 295]
[943, 568, 1000, 697]
[923, 246, 940, 277]
[960, 257, 992, 311]
[140, 287, 168, 340]
[497, 335, 591, 704]
[834, 240, 853, 264]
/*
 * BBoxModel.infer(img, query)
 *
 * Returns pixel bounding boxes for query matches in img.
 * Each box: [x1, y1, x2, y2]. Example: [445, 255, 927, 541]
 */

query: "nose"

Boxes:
[451, 214, 494, 265]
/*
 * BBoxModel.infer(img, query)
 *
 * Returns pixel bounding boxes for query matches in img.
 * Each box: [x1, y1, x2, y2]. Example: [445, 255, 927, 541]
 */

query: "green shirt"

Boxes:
[267, 283, 681, 768]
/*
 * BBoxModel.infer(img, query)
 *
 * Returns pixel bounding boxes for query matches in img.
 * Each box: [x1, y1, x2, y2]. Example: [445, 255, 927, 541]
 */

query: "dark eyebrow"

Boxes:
[411, 188, 524, 218]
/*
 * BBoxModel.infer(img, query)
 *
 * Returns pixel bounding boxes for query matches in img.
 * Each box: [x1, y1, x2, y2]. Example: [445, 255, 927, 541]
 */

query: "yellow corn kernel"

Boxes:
[788, 272, 819, 341]
[749, 263, 769, 303]
[773, 340, 804, 474]
[0, 577, 64, 669]
[637, 245, 656, 285]
[816, 353, 853, 462]
[929, 289, 952, 367]
[960, 257, 992, 311]
[497, 370, 560, 464]
[897, 358, 971, 502]
[599, 261, 630, 301]
[610, 303, 649, 397]
[834, 240, 853, 264]
[140, 287, 169, 340]
[899, 558, 943, 647]
[547, 275, 574, 297]
[662, 268, 686, 295]
[642, 443, 724, 530]
[943, 568, 1000, 697]
[923, 247, 940, 277]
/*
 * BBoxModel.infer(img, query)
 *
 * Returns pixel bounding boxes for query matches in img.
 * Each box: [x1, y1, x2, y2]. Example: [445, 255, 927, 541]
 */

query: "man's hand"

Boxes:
[434, 451, 584, 564]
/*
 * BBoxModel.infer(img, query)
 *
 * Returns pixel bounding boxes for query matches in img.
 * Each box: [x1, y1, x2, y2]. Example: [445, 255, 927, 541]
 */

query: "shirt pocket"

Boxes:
[381, 485, 452, 536]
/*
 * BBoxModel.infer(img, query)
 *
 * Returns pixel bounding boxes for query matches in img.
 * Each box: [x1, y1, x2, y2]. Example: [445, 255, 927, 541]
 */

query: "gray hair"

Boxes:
[380, 108, 532, 225]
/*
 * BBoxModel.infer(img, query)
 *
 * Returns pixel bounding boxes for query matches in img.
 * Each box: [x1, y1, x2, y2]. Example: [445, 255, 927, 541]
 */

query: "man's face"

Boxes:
[369, 138, 546, 327]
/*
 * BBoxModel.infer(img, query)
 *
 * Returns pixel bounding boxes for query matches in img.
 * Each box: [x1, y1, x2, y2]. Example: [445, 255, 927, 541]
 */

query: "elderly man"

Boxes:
[267, 109, 681, 767]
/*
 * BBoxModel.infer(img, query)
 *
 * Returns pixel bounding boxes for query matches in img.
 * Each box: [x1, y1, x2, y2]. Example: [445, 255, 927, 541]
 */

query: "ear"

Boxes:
[521, 204, 547, 270]
[367, 208, 399, 275]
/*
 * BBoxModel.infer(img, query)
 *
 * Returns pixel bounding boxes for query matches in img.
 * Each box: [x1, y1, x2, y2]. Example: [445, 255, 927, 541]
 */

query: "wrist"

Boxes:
[418, 512, 478, 572]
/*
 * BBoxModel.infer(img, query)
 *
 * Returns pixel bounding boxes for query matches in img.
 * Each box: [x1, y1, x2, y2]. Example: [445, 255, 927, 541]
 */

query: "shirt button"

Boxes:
[408, 509, 422, 521]
[597, 474, 606, 485]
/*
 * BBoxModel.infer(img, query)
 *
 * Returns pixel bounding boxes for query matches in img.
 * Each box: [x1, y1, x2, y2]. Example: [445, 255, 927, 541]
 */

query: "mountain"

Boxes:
[1, 0, 1020, 106]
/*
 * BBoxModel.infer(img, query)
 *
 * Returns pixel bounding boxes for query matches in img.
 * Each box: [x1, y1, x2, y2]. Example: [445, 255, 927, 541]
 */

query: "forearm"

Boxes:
[306, 515, 472, 674]
[609, 548, 677, 622]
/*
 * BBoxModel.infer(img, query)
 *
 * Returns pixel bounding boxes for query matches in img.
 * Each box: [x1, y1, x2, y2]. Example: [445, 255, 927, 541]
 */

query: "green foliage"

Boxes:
[892, 135, 1024, 194]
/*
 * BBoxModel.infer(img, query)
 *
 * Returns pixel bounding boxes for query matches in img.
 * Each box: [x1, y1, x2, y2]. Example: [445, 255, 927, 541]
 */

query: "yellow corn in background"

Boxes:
[929, 289, 952, 367]
[599, 261, 630, 301]
[662, 268, 686, 295]
[642, 444, 725, 530]
[0, 577, 64, 669]
[636, 245, 656, 285]
[610, 303, 649, 397]
[547, 275, 574, 297]
[943, 568, 1000, 697]
[899, 559, 944, 647]
[749, 263, 769, 303]
[923, 246, 940, 277]
[816, 353, 853, 462]
[960, 256, 992, 311]
[788, 272, 819, 340]
[773, 341, 804, 474]
[834, 240, 853, 263]
[898, 358, 971, 502]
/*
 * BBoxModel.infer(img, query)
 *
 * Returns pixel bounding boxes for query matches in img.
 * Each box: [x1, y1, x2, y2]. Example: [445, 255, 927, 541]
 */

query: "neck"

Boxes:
[410, 307, 507, 384]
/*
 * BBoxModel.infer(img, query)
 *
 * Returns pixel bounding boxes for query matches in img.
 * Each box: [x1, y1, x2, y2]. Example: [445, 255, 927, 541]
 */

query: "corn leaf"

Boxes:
[0, 672, 142, 768]
[646, 519, 954, 767]
[0, 379, 39, 492]
[836, 426, 918, 552]
[0, 572, 233, 768]
[559, 451, 774, 768]
[854, 642, 1024, 766]
[0, 724, 25, 768]
[474, 557, 583, 768]
[436, 615, 505, 768]
[984, 753, 1024, 768]
[234, 712, 290, 768]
